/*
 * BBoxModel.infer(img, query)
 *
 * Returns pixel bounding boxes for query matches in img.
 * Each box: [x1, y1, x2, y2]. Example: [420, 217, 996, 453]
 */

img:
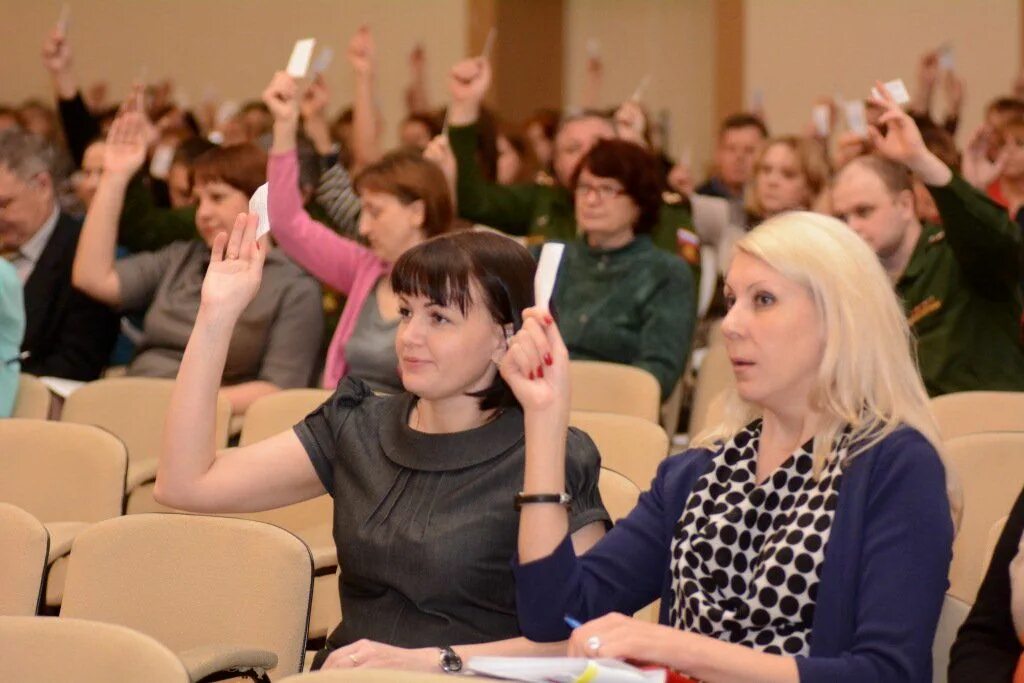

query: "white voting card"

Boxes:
[812, 104, 831, 137]
[286, 38, 316, 78]
[311, 46, 334, 76]
[534, 242, 565, 312]
[249, 183, 271, 239]
[843, 100, 869, 138]
[871, 78, 910, 105]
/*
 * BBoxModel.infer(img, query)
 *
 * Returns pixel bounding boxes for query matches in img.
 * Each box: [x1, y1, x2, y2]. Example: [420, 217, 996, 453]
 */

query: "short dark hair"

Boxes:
[571, 138, 663, 235]
[986, 96, 1024, 118]
[402, 113, 442, 139]
[192, 143, 267, 197]
[718, 112, 769, 140]
[390, 230, 536, 411]
[354, 150, 453, 238]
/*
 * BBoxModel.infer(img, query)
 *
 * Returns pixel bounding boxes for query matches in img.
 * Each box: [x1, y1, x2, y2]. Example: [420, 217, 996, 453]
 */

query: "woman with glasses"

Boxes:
[551, 138, 696, 400]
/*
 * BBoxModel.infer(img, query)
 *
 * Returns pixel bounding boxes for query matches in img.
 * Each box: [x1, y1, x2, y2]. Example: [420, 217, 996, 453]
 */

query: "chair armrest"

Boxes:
[127, 458, 159, 490]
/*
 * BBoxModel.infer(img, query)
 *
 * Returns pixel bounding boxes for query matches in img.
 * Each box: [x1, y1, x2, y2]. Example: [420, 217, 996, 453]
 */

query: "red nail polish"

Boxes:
[544, 353, 553, 366]
[537, 365, 544, 378]
[529, 371, 534, 380]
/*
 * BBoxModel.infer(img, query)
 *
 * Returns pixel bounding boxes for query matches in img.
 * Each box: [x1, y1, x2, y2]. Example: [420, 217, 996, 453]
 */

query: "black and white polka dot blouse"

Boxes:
[669, 419, 846, 656]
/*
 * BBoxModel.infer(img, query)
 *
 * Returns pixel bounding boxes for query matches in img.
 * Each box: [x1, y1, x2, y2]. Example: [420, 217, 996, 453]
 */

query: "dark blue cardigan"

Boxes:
[514, 426, 953, 682]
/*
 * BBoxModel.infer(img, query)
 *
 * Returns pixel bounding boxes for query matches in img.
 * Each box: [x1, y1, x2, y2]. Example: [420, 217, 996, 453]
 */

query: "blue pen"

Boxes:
[563, 614, 583, 629]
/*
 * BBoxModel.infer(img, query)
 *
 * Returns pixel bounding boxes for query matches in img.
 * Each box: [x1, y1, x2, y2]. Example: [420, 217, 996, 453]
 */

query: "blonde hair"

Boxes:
[746, 136, 831, 219]
[693, 211, 960, 520]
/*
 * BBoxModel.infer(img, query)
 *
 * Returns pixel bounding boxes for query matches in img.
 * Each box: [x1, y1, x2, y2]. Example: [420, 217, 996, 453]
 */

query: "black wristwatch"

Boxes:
[438, 646, 463, 673]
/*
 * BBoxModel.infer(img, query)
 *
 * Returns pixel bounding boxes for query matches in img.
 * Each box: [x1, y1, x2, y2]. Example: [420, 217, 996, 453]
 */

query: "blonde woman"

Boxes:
[502, 211, 956, 682]
[746, 136, 831, 222]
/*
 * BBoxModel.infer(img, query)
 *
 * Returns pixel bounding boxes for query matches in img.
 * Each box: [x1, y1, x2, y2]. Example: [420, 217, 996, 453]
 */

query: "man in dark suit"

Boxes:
[0, 130, 117, 380]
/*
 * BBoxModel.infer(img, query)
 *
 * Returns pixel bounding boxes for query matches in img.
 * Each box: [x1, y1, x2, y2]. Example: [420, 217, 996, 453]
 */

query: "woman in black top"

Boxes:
[950, 486, 1024, 681]
[156, 220, 609, 672]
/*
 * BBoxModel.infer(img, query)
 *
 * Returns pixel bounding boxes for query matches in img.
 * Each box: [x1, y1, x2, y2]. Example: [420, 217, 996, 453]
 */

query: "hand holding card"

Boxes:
[534, 242, 565, 313]
[286, 38, 316, 79]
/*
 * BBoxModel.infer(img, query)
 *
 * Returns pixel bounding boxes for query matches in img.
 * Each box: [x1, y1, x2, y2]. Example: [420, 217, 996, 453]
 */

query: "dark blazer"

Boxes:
[21, 212, 118, 380]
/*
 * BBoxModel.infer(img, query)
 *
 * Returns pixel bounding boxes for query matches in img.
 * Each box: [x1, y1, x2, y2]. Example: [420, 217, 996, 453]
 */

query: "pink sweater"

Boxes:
[268, 150, 387, 389]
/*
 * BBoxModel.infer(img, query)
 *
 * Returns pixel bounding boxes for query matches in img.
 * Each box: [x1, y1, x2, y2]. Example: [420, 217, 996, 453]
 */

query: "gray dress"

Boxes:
[295, 378, 610, 667]
[343, 282, 402, 393]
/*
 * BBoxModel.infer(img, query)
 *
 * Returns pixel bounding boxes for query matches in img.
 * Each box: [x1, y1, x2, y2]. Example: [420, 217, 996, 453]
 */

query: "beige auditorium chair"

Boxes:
[0, 616, 189, 683]
[0, 504, 49, 616]
[570, 410, 670, 491]
[688, 342, 733, 437]
[278, 671, 470, 682]
[11, 374, 51, 419]
[945, 431, 1024, 602]
[238, 387, 338, 641]
[61, 376, 231, 513]
[0, 419, 127, 608]
[569, 360, 661, 423]
[930, 391, 1024, 440]
[61, 513, 313, 680]
[931, 593, 972, 683]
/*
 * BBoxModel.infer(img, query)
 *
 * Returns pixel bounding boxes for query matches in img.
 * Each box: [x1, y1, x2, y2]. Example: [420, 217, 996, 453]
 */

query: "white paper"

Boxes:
[148, 144, 175, 180]
[56, 3, 71, 37]
[871, 78, 910, 105]
[249, 183, 271, 239]
[534, 242, 565, 312]
[467, 656, 664, 683]
[311, 46, 334, 76]
[812, 104, 831, 137]
[630, 74, 652, 102]
[480, 28, 497, 60]
[843, 99, 869, 138]
[40, 376, 85, 399]
[286, 38, 316, 78]
[938, 43, 955, 71]
[215, 100, 239, 126]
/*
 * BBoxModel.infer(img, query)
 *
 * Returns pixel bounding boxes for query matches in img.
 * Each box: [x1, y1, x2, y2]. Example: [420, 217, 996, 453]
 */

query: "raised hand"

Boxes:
[869, 81, 952, 185]
[962, 124, 1007, 190]
[448, 57, 491, 107]
[41, 27, 71, 75]
[422, 134, 456, 194]
[614, 100, 648, 147]
[347, 25, 376, 78]
[498, 308, 571, 417]
[262, 70, 300, 127]
[942, 69, 965, 117]
[103, 112, 149, 180]
[200, 213, 266, 321]
[300, 74, 330, 120]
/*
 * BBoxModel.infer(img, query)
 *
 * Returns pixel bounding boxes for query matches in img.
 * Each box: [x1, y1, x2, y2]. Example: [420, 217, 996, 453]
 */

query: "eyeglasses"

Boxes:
[574, 183, 627, 200]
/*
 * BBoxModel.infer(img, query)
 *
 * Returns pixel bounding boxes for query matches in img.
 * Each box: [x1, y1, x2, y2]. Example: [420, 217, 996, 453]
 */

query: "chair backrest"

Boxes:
[0, 504, 49, 616]
[688, 342, 733, 436]
[569, 361, 661, 423]
[945, 432, 1024, 602]
[0, 419, 127, 523]
[570, 411, 669, 490]
[61, 377, 231, 464]
[11, 374, 50, 419]
[931, 593, 972, 683]
[277, 669, 462, 682]
[239, 388, 333, 446]
[0, 616, 188, 683]
[930, 391, 1024, 440]
[598, 468, 642, 522]
[60, 514, 313, 678]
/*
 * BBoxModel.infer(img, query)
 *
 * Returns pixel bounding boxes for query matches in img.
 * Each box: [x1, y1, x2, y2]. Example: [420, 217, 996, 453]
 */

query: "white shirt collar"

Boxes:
[19, 204, 60, 265]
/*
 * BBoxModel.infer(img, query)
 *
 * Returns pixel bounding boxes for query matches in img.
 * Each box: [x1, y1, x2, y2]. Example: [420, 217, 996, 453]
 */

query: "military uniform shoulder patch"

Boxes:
[534, 170, 556, 187]
[927, 231, 946, 245]
[907, 296, 943, 327]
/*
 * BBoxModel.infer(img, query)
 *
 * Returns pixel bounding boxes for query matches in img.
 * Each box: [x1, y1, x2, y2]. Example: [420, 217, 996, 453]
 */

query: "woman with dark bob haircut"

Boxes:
[157, 225, 610, 672]
[73, 111, 323, 414]
[553, 138, 696, 399]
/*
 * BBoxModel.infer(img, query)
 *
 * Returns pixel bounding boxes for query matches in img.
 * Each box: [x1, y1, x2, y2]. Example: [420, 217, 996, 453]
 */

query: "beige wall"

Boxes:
[745, 0, 1020, 145]
[564, 0, 716, 169]
[0, 0, 467, 148]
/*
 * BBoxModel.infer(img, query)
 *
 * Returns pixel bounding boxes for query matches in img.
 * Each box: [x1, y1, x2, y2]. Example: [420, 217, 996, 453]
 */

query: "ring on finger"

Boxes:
[586, 635, 602, 655]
